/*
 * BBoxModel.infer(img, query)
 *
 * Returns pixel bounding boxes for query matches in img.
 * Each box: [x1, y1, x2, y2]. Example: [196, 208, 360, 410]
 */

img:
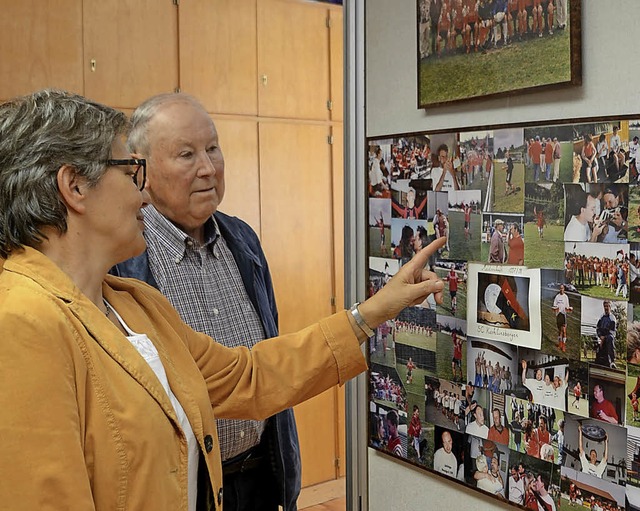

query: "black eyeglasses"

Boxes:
[106, 158, 147, 191]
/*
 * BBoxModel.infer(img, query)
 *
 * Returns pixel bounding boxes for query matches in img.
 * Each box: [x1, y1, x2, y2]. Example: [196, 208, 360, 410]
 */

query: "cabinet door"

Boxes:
[213, 117, 261, 234]
[329, 8, 343, 122]
[257, 0, 330, 120]
[0, 0, 83, 100]
[179, 0, 258, 116]
[259, 121, 338, 485]
[331, 124, 345, 478]
[83, 0, 178, 108]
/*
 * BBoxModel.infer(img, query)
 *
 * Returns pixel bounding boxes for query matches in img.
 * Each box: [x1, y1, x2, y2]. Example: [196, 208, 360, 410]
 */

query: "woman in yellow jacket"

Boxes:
[0, 90, 445, 511]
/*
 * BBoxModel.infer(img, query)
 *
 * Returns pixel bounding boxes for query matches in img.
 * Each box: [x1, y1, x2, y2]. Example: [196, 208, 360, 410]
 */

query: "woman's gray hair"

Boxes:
[128, 92, 204, 156]
[0, 89, 128, 258]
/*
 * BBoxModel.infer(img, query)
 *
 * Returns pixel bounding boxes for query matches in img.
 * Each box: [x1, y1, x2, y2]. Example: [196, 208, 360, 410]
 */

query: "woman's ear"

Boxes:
[57, 164, 87, 214]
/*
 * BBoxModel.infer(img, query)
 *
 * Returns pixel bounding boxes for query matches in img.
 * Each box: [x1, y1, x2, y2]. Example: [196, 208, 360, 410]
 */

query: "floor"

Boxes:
[300, 497, 346, 511]
[298, 478, 346, 511]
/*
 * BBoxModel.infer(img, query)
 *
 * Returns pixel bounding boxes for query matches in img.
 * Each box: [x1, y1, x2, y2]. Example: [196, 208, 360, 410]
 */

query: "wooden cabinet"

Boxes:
[329, 9, 344, 122]
[258, 121, 341, 485]
[257, 0, 331, 120]
[179, 0, 258, 115]
[83, 0, 179, 109]
[0, 0, 84, 100]
[213, 117, 261, 234]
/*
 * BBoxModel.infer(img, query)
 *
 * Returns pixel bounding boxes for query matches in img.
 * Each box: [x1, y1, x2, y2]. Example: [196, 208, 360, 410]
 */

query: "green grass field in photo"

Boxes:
[523, 222, 565, 268]
[419, 29, 571, 106]
[445, 210, 482, 262]
[492, 161, 525, 212]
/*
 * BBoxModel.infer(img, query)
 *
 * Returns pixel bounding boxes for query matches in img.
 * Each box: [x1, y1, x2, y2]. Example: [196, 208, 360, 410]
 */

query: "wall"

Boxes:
[364, 1, 636, 510]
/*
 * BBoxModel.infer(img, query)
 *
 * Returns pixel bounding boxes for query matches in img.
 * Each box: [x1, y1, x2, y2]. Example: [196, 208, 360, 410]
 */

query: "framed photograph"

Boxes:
[416, 0, 582, 108]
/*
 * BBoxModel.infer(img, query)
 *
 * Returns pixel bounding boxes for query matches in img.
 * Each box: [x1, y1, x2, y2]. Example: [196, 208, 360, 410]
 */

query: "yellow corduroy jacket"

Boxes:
[0, 247, 367, 511]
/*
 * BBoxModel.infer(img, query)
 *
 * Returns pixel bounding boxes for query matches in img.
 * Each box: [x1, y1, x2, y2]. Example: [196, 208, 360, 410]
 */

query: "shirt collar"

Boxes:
[143, 205, 220, 260]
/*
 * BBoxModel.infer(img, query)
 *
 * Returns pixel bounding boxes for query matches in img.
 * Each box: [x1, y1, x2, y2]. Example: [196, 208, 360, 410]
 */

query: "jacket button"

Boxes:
[218, 488, 223, 506]
[204, 435, 214, 453]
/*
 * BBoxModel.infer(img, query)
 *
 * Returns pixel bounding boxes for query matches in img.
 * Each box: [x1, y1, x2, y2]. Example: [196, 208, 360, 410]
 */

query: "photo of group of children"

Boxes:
[368, 118, 640, 511]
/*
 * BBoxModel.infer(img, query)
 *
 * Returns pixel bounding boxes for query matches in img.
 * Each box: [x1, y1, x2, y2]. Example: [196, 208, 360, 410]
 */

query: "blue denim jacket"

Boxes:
[112, 211, 301, 511]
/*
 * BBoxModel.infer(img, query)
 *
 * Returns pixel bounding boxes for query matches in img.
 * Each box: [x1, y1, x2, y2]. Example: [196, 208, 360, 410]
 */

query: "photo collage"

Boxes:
[368, 119, 640, 511]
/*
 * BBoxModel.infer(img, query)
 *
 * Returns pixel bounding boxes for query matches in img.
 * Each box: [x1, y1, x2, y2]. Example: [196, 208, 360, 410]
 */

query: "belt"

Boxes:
[222, 445, 265, 476]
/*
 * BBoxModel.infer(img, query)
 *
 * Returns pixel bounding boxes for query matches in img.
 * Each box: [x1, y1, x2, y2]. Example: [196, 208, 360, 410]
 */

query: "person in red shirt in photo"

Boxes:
[590, 384, 619, 424]
[446, 267, 461, 312]
[452, 330, 463, 381]
[487, 408, 509, 445]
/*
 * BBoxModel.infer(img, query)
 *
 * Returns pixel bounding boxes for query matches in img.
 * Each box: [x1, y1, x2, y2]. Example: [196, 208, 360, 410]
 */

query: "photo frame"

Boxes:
[416, 0, 582, 108]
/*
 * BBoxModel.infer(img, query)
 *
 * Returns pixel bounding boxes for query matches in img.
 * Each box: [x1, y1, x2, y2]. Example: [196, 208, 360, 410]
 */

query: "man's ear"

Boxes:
[57, 164, 88, 214]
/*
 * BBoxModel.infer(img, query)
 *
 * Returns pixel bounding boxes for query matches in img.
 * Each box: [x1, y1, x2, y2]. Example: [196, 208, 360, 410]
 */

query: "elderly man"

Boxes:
[489, 219, 505, 263]
[113, 93, 300, 511]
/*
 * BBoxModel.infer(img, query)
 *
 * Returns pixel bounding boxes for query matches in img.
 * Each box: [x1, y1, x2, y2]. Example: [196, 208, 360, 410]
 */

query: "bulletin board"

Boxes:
[366, 116, 640, 511]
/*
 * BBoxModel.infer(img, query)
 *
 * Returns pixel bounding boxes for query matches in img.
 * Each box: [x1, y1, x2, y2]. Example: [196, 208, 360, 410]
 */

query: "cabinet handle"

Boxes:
[90, 59, 96, 72]
[261, 74, 268, 86]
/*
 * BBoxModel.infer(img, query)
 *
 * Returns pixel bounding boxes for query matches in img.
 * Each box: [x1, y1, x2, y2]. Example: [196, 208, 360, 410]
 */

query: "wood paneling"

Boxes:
[331, 125, 345, 478]
[258, 121, 333, 332]
[0, 0, 83, 99]
[329, 9, 343, 122]
[257, 0, 330, 120]
[258, 121, 337, 485]
[179, 0, 258, 115]
[212, 117, 261, 235]
[83, 0, 179, 108]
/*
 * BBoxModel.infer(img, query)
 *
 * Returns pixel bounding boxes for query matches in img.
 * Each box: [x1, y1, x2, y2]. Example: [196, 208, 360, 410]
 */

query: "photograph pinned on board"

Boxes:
[627, 370, 640, 428]
[393, 307, 439, 405]
[435, 315, 466, 383]
[567, 359, 590, 418]
[369, 402, 408, 459]
[559, 468, 626, 511]
[391, 178, 431, 220]
[466, 335, 518, 395]
[539, 268, 581, 360]
[523, 182, 565, 269]
[630, 187, 640, 242]
[517, 346, 569, 412]
[564, 242, 630, 301]
[467, 263, 541, 349]
[416, 0, 581, 108]
[580, 296, 627, 372]
[390, 218, 430, 267]
[384, 134, 434, 182]
[424, 377, 481, 433]
[523, 124, 573, 184]
[561, 412, 627, 485]
[480, 213, 526, 265]
[564, 183, 629, 244]
[406, 402, 434, 467]
[369, 198, 392, 258]
[458, 130, 493, 196]
[370, 363, 408, 414]
[626, 425, 640, 489]
[445, 189, 482, 261]
[435, 259, 467, 320]
[432, 424, 465, 481]
[463, 438, 509, 500]
[571, 120, 630, 184]
[423, 133, 461, 193]
[587, 366, 626, 427]
[506, 449, 559, 508]
[492, 128, 525, 213]
[630, 243, 640, 304]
